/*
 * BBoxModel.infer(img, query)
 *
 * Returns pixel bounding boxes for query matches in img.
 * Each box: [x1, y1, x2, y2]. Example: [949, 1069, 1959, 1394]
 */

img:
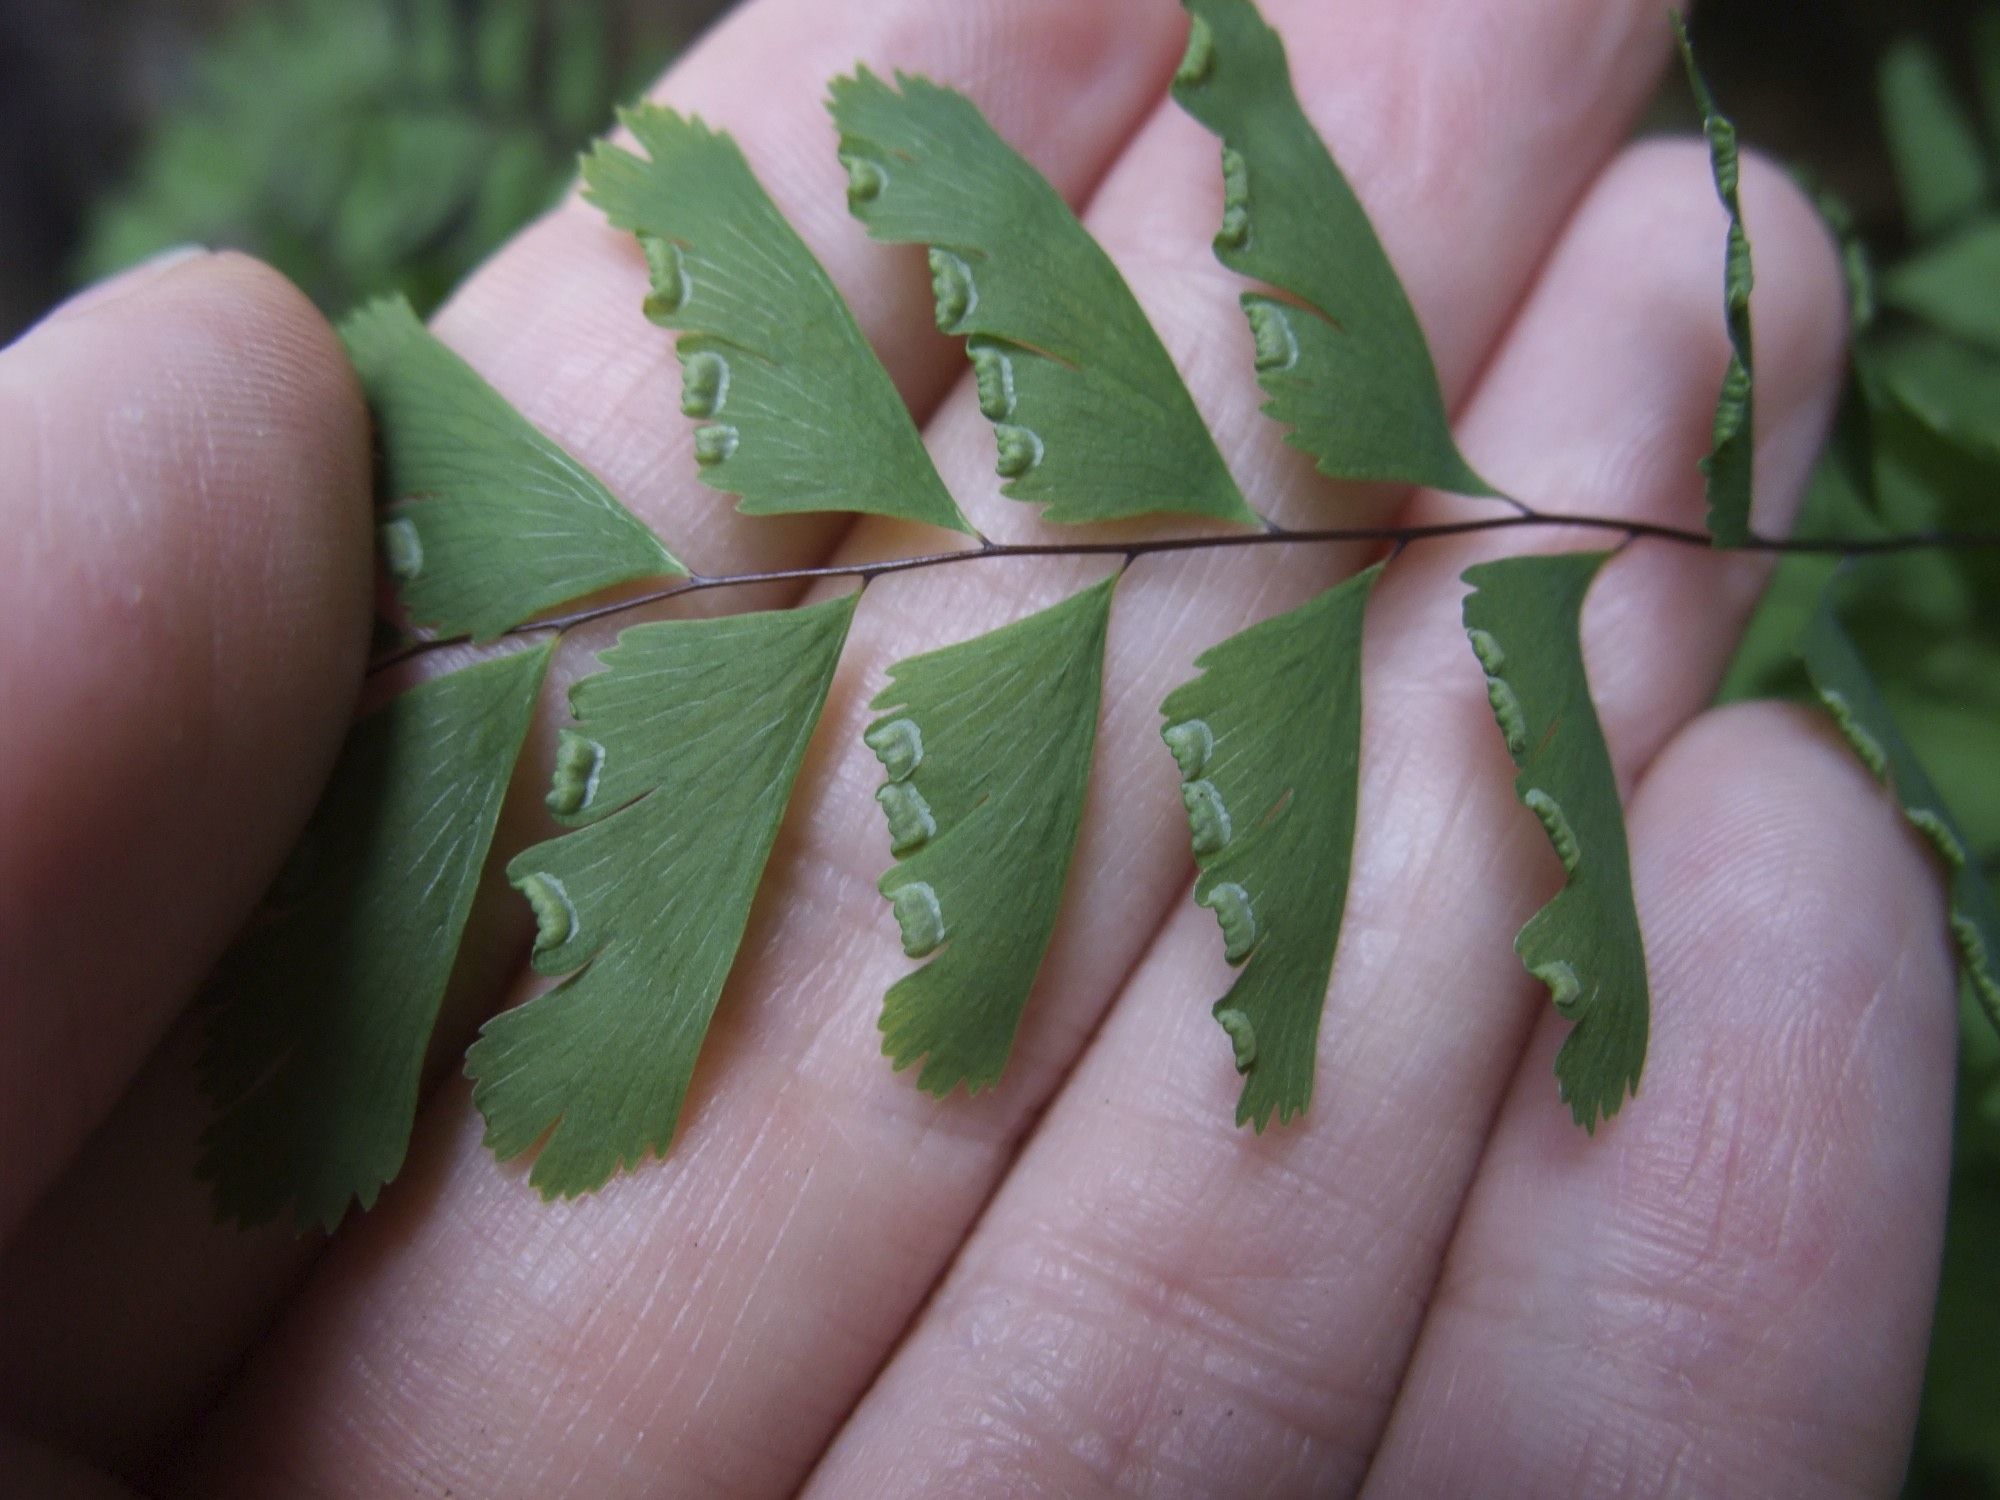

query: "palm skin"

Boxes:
[0, 1, 1957, 1496]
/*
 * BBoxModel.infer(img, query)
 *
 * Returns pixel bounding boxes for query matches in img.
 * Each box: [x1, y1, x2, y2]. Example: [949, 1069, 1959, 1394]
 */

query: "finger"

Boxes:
[801, 141, 1849, 1499]
[0, 251, 371, 1240]
[186, 5, 1685, 1497]
[1363, 702, 1957, 1498]
[0, 0, 1188, 1475]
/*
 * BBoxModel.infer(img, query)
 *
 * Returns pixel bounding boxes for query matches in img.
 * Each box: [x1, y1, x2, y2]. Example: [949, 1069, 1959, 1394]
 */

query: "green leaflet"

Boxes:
[341, 296, 683, 642]
[1159, 565, 1379, 1129]
[1882, 219, 2000, 354]
[197, 643, 552, 1231]
[467, 594, 857, 1197]
[1462, 553, 1650, 1130]
[582, 107, 972, 535]
[829, 72, 1256, 528]
[1870, 328, 2000, 449]
[1677, 15, 1757, 550]
[868, 577, 1115, 1093]
[1170, 0, 1494, 499]
[1801, 599, 2000, 1032]
[1878, 37, 1992, 243]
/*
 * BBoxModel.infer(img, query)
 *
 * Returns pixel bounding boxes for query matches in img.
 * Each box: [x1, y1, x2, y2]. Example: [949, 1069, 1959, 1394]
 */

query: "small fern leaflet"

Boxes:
[829, 71, 1259, 528]
[868, 577, 1116, 1093]
[1170, 0, 1494, 499]
[1882, 221, 2000, 354]
[198, 643, 552, 1230]
[583, 107, 972, 534]
[1159, 565, 1379, 1129]
[467, 594, 857, 1197]
[1462, 553, 1650, 1129]
[343, 295, 684, 641]
[1877, 36, 1991, 243]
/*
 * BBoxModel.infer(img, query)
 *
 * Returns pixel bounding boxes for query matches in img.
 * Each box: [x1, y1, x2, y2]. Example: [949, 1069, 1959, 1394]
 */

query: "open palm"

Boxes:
[0, 1, 1958, 1495]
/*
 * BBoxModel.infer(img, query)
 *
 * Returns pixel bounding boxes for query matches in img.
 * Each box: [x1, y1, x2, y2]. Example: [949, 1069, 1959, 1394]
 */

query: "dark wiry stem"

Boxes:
[366, 509, 2000, 675]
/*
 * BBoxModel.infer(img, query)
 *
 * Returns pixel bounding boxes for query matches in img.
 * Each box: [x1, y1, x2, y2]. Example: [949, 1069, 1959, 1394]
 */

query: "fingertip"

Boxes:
[0, 249, 373, 1233]
[1629, 699, 1959, 1190]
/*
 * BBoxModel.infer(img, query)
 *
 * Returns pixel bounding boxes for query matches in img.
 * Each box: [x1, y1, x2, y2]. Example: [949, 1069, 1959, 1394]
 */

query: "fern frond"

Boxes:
[1159, 566, 1378, 1129]
[583, 107, 973, 534]
[1170, 0, 1494, 499]
[1462, 554, 1650, 1129]
[467, 595, 857, 1197]
[869, 578, 1117, 1093]
[342, 295, 684, 641]
[197, 643, 553, 1231]
[830, 71, 1258, 527]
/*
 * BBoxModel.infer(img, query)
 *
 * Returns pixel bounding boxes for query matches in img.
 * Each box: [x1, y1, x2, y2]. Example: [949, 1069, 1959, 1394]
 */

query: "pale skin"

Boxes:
[0, 0, 1962, 1495]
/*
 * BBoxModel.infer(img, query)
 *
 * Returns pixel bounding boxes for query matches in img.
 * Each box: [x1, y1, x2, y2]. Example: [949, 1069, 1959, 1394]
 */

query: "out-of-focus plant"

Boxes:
[77, 0, 685, 315]
[1719, 15, 2000, 1496]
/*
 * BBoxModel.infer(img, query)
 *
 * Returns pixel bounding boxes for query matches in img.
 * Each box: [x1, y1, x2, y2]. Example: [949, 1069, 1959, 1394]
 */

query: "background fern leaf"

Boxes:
[869, 577, 1116, 1094]
[1882, 221, 2000, 354]
[1170, 0, 1494, 500]
[1878, 36, 1991, 243]
[197, 642, 553, 1231]
[829, 70, 1259, 528]
[342, 295, 684, 641]
[1158, 565, 1378, 1129]
[582, 107, 972, 534]
[467, 594, 857, 1197]
[1462, 553, 1650, 1130]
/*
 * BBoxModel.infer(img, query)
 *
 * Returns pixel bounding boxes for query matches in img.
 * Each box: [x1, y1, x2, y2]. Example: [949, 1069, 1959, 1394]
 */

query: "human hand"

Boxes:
[0, 1, 1957, 1496]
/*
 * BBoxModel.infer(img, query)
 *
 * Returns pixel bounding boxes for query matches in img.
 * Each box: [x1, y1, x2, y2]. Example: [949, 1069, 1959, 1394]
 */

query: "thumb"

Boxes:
[0, 251, 372, 1239]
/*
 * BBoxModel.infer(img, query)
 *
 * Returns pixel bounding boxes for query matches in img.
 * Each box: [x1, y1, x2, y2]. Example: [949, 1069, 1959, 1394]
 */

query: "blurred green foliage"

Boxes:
[77, 0, 682, 315]
[1719, 15, 2000, 1495]
[70, 0, 2000, 1489]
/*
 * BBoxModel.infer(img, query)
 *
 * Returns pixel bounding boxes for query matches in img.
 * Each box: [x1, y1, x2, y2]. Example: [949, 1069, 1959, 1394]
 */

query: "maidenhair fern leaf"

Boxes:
[341, 296, 683, 641]
[1462, 553, 1650, 1130]
[829, 71, 1259, 528]
[582, 107, 973, 534]
[1878, 37, 1992, 243]
[1170, 0, 1494, 499]
[1801, 598, 2000, 1030]
[1677, 14, 1757, 549]
[1159, 565, 1379, 1129]
[466, 594, 857, 1196]
[868, 577, 1116, 1093]
[197, 643, 553, 1231]
[1882, 220, 2000, 353]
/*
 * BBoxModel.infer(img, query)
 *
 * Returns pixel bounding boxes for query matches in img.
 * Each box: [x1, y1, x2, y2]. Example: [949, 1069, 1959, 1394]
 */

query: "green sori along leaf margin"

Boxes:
[192, 0, 2000, 1228]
